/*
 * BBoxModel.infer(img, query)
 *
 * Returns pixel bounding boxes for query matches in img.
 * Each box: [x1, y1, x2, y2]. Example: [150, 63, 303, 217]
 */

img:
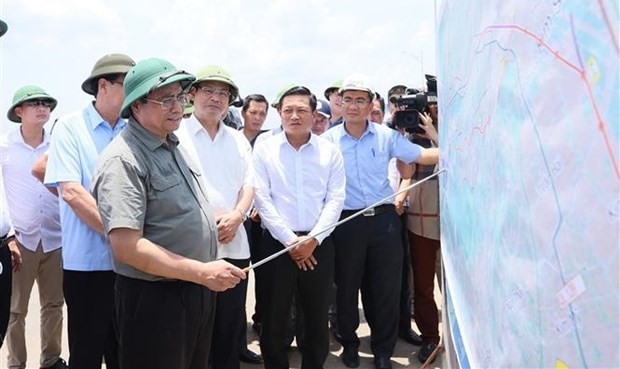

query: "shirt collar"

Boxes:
[275, 130, 317, 150]
[7, 126, 52, 147]
[185, 115, 227, 141]
[127, 117, 178, 151]
[84, 101, 127, 131]
[341, 119, 376, 139]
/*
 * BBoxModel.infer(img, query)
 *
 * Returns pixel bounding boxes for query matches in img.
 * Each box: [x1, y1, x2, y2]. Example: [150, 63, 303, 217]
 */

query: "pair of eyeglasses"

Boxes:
[197, 86, 231, 98]
[341, 97, 370, 108]
[145, 94, 190, 110]
[23, 100, 52, 108]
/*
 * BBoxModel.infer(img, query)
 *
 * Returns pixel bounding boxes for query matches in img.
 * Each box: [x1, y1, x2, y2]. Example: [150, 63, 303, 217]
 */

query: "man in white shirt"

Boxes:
[2, 86, 66, 369]
[253, 86, 346, 369]
[176, 65, 259, 369]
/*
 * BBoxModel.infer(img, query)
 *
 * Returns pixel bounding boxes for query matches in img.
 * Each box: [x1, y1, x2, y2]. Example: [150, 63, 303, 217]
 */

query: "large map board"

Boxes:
[438, 1, 619, 368]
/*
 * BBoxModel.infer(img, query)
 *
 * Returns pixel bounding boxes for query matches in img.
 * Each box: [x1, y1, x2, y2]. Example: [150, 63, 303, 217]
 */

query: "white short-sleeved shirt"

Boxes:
[176, 116, 253, 260]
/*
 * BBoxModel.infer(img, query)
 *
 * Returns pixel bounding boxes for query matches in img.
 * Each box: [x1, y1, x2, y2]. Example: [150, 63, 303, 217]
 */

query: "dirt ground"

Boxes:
[0, 271, 445, 369]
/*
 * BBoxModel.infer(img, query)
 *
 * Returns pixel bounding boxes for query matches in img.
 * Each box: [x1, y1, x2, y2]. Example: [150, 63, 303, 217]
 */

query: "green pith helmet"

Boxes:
[323, 79, 343, 100]
[192, 65, 239, 105]
[7, 85, 58, 123]
[271, 83, 298, 108]
[120, 58, 196, 119]
[0, 19, 8, 37]
[81, 53, 136, 96]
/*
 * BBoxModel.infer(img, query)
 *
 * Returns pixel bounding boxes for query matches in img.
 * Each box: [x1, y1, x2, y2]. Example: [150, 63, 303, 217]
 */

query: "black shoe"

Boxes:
[340, 346, 360, 368]
[374, 356, 393, 369]
[239, 348, 263, 364]
[399, 328, 423, 346]
[418, 341, 439, 364]
[41, 358, 68, 369]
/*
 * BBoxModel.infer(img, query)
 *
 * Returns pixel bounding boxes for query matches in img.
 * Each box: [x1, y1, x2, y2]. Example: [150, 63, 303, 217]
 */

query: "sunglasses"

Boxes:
[22, 99, 53, 108]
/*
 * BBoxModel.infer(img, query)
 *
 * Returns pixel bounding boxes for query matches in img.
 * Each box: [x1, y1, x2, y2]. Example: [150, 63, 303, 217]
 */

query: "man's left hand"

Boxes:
[216, 210, 244, 244]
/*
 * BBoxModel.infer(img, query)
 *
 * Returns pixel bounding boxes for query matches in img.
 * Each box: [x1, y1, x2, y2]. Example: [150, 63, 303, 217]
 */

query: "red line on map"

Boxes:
[483, 24, 620, 179]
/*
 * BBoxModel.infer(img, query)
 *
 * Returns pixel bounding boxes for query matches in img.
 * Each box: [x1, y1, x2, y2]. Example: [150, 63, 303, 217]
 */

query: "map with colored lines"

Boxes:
[437, 1, 619, 368]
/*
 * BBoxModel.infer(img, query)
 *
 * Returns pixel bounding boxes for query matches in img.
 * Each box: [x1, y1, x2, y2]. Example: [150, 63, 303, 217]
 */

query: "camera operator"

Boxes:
[384, 85, 407, 126]
[403, 91, 441, 364]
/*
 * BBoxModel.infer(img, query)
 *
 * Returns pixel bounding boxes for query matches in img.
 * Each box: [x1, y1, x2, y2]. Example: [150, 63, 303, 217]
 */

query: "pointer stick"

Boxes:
[243, 168, 447, 273]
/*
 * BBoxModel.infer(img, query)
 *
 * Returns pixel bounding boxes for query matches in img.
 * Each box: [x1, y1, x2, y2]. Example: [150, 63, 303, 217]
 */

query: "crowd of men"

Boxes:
[0, 18, 443, 369]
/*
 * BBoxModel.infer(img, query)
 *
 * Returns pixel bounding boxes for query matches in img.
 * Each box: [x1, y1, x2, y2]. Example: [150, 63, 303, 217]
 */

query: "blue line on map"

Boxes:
[474, 36, 589, 368]
[570, 14, 585, 70]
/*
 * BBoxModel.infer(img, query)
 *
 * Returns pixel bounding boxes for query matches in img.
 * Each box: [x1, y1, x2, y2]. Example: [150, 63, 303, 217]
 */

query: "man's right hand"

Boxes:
[197, 259, 246, 292]
[7, 239, 22, 272]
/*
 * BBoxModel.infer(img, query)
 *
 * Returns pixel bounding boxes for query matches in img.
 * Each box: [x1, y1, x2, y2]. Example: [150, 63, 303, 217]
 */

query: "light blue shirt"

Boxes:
[322, 121, 422, 210]
[44, 103, 126, 271]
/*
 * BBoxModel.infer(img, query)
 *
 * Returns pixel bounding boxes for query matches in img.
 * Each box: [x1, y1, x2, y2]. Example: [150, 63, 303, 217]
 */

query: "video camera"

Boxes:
[230, 96, 244, 108]
[391, 74, 437, 134]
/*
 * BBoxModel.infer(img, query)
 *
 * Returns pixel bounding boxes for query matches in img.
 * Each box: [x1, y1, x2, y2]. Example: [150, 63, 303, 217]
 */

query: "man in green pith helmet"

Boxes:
[92, 58, 245, 369]
[177, 64, 262, 368]
[2, 85, 67, 369]
[42, 53, 135, 369]
[324, 79, 344, 127]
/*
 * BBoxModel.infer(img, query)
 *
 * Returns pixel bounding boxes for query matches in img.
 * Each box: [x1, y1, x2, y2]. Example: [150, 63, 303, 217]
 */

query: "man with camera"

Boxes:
[405, 102, 441, 364]
[390, 75, 442, 364]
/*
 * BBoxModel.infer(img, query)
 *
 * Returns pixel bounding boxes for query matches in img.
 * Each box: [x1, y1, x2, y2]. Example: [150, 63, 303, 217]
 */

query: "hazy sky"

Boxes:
[0, 0, 440, 130]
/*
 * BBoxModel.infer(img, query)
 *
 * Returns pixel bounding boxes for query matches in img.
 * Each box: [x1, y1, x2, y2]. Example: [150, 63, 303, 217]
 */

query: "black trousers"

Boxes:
[258, 232, 334, 369]
[0, 239, 12, 348]
[64, 270, 118, 369]
[211, 258, 249, 369]
[332, 209, 403, 358]
[115, 275, 216, 369]
[246, 219, 265, 327]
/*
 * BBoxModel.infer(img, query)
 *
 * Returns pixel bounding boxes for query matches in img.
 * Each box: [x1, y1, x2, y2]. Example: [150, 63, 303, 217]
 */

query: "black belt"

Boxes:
[342, 204, 395, 217]
[293, 231, 310, 236]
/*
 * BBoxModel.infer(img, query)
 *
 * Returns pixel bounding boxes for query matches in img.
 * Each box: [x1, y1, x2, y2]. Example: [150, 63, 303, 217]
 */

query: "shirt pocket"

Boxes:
[370, 147, 390, 174]
[151, 176, 181, 191]
[148, 175, 191, 217]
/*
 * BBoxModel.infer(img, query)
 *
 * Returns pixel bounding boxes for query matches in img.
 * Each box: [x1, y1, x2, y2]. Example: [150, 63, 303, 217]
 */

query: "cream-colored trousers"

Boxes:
[6, 242, 64, 369]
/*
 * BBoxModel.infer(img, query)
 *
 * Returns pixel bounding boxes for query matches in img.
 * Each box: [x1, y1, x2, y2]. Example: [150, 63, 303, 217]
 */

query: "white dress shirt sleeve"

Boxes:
[252, 141, 297, 246]
[309, 145, 346, 245]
